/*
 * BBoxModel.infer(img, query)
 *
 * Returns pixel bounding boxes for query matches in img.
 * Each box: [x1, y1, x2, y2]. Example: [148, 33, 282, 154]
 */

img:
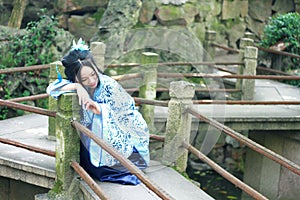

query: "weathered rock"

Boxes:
[272, 0, 295, 13]
[101, 27, 205, 69]
[182, 3, 199, 25]
[194, 0, 219, 21]
[139, 0, 157, 24]
[55, 0, 107, 13]
[68, 15, 98, 41]
[246, 15, 266, 38]
[100, 0, 141, 30]
[222, 0, 248, 20]
[155, 5, 187, 26]
[248, 0, 272, 22]
[296, 0, 300, 13]
[226, 18, 247, 49]
[155, 3, 199, 26]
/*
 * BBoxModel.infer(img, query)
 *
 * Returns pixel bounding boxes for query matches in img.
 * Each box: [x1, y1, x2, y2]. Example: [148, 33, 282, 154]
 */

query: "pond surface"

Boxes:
[187, 166, 242, 200]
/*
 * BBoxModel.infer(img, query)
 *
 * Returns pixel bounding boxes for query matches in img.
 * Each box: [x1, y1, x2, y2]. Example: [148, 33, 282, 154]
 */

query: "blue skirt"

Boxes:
[80, 142, 147, 185]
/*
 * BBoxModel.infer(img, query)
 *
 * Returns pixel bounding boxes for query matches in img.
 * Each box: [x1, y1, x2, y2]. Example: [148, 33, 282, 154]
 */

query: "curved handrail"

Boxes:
[0, 64, 50, 74]
[0, 99, 56, 117]
[71, 120, 175, 200]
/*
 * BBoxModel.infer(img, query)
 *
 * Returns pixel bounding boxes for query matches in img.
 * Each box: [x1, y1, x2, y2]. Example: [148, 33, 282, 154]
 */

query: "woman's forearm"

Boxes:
[59, 83, 80, 91]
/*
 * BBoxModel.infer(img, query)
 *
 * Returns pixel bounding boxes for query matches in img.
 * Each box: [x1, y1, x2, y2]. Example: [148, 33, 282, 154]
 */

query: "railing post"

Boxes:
[235, 37, 254, 99]
[48, 61, 81, 194]
[90, 41, 106, 72]
[163, 81, 195, 172]
[48, 61, 65, 140]
[242, 46, 258, 100]
[244, 31, 255, 40]
[139, 52, 158, 133]
[54, 93, 80, 193]
[203, 30, 217, 61]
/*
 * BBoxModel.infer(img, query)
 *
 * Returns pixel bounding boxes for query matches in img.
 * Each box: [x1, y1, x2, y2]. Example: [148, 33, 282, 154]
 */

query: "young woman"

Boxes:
[47, 40, 149, 185]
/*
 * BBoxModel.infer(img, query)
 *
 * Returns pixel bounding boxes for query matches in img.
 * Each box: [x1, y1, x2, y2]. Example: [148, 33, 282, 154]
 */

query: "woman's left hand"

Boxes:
[84, 99, 101, 114]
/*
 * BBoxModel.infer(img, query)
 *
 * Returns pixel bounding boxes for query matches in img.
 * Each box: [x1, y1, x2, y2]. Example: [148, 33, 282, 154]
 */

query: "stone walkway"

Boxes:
[0, 114, 214, 200]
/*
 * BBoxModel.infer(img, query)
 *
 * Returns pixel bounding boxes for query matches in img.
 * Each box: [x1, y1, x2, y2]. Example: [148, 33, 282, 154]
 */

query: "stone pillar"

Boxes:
[244, 32, 255, 40]
[235, 38, 254, 99]
[203, 30, 217, 62]
[163, 81, 195, 172]
[54, 93, 80, 193]
[90, 42, 106, 72]
[139, 52, 158, 133]
[48, 61, 65, 140]
[242, 46, 257, 100]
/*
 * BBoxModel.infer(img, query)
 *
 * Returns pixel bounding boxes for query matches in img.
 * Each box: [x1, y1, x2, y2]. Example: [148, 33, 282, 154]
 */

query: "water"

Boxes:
[187, 166, 242, 200]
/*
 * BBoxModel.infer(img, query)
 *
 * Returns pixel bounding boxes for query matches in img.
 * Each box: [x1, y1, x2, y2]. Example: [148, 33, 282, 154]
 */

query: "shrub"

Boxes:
[259, 12, 300, 87]
[0, 13, 58, 119]
[260, 12, 300, 56]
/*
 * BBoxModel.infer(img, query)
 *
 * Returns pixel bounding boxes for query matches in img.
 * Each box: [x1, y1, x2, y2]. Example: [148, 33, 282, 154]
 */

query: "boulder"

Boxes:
[197, 0, 221, 19]
[68, 15, 98, 41]
[272, 0, 295, 13]
[155, 3, 199, 26]
[139, 0, 157, 24]
[55, 0, 108, 13]
[155, 5, 187, 26]
[226, 18, 247, 49]
[222, 0, 248, 20]
[93, 0, 142, 41]
[248, 0, 272, 22]
[246, 15, 266, 38]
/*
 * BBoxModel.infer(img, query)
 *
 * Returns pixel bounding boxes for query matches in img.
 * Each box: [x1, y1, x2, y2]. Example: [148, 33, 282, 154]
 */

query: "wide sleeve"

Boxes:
[100, 77, 149, 137]
[46, 79, 75, 99]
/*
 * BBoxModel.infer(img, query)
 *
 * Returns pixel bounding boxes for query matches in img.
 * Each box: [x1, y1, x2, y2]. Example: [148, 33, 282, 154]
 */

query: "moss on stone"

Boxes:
[48, 179, 63, 196]
[92, 8, 106, 24]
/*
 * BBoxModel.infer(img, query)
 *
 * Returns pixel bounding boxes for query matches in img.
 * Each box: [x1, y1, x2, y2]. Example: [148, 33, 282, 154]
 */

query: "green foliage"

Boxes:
[259, 12, 300, 87]
[260, 12, 300, 55]
[0, 12, 58, 119]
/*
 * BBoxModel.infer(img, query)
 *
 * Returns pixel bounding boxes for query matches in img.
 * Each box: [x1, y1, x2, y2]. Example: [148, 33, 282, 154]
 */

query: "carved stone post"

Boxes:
[139, 52, 158, 133]
[235, 38, 254, 99]
[48, 61, 65, 139]
[242, 46, 258, 100]
[54, 93, 80, 192]
[203, 30, 217, 62]
[163, 81, 195, 172]
[91, 41, 106, 72]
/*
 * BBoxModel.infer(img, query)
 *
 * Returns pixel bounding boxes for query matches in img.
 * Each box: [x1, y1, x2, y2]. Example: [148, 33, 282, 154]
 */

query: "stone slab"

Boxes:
[80, 161, 214, 200]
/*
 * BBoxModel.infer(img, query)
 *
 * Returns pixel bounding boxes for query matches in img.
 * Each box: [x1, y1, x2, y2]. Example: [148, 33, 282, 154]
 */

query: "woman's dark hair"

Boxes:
[61, 49, 99, 82]
[76, 59, 98, 83]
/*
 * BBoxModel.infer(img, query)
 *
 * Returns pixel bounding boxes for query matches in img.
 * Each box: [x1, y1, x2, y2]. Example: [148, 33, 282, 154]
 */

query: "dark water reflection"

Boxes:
[187, 165, 242, 200]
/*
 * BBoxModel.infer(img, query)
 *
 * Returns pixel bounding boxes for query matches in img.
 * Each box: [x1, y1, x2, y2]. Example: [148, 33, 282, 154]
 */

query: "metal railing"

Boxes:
[1, 32, 300, 199]
[71, 120, 174, 200]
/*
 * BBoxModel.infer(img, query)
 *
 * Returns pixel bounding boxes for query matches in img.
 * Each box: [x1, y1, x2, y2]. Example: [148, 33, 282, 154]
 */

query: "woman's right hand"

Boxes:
[75, 83, 90, 106]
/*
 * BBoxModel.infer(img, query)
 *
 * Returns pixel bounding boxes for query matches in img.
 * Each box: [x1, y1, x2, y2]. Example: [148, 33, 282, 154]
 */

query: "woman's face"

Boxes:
[79, 66, 99, 88]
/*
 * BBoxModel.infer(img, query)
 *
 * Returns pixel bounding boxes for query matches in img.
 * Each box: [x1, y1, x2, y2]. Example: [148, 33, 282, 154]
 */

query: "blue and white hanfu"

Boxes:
[47, 73, 150, 185]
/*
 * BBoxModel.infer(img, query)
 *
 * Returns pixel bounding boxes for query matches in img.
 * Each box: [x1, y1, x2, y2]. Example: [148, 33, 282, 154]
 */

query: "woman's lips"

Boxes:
[90, 82, 97, 88]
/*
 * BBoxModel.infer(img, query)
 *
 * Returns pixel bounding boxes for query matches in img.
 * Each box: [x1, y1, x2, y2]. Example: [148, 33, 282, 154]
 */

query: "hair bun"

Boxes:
[61, 49, 90, 68]
[60, 39, 95, 82]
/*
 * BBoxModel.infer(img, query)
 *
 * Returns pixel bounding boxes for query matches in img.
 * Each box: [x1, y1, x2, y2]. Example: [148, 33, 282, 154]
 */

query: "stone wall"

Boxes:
[1, 0, 299, 55]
